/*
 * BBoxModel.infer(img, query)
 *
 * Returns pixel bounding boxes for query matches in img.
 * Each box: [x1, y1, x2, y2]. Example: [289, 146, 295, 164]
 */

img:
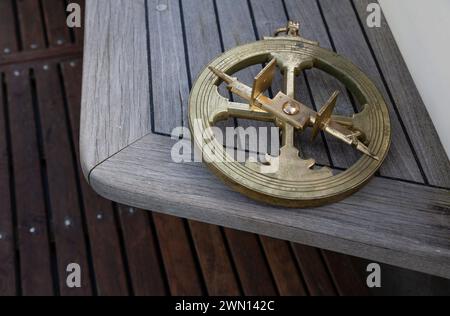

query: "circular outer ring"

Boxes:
[189, 38, 391, 207]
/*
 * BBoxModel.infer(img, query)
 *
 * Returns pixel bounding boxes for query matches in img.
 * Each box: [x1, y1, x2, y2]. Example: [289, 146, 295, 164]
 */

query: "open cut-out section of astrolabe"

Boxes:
[188, 21, 391, 207]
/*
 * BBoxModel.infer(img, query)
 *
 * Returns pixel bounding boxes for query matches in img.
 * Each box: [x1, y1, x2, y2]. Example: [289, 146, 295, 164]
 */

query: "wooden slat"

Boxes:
[260, 237, 307, 296]
[5, 68, 54, 296]
[89, 133, 450, 279]
[16, 0, 47, 51]
[147, 0, 189, 135]
[322, 250, 369, 296]
[0, 72, 17, 296]
[224, 229, 277, 296]
[117, 206, 167, 296]
[292, 244, 336, 295]
[189, 221, 241, 296]
[315, 0, 424, 182]
[41, 0, 72, 48]
[353, 0, 450, 188]
[0, 0, 19, 55]
[61, 59, 129, 295]
[34, 63, 92, 295]
[80, 0, 151, 176]
[152, 213, 204, 296]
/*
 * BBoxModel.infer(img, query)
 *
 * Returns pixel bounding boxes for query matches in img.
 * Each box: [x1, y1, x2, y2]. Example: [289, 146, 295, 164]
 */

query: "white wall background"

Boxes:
[379, 0, 450, 157]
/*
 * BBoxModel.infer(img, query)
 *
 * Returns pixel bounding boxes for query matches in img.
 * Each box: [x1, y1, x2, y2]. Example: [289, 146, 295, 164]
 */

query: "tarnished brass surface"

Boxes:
[189, 21, 391, 207]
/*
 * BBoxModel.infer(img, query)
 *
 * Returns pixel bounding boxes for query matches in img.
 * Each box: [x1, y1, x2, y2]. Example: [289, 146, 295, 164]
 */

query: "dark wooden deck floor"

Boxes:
[0, 0, 448, 296]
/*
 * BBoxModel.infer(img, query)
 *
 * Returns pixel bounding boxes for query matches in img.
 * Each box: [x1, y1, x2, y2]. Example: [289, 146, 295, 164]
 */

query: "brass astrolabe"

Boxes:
[188, 21, 391, 207]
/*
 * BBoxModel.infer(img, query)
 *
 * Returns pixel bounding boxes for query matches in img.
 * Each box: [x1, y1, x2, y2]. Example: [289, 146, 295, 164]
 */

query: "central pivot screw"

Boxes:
[282, 102, 300, 115]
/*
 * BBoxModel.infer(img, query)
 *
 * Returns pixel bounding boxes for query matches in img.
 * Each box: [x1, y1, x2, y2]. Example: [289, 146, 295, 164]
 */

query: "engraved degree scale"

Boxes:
[189, 21, 391, 207]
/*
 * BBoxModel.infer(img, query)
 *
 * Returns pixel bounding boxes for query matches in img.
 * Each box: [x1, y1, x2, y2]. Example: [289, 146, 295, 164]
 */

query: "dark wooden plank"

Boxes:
[260, 237, 307, 296]
[0, 72, 17, 296]
[5, 68, 54, 296]
[0, 46, 82, 68]
[292, 244, 337, 296]
[0, 0, 19, 55]
[34, 63, 92, 295]
[71, 0, 85, 45]
[16, 0, 47, 51]
[353, 0, 450, 188]
[322, 250, 369, 296]
[224, 229, 277, 296]
[315, 0, 423, 182]
[153, 213, 204, 296]
[41, 0, 71, 47]
[189, 221, 241, 296]
[60, 59, 129, 295]
[117, 206, 167, 296]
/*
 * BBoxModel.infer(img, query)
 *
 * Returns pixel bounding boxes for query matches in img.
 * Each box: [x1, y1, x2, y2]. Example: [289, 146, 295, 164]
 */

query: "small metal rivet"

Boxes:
[56, 39, 65, 45]
[64, 219, 72, 227]
[30, 44, 38, 49]
[3, 48, 11, 54]
[43, 65, 49, 70]
[282, 102, 300, 115]
[29, 227, 36, 234]
[0, 233, 3, 240]
[70, 61, 76, 67]
[129, 207, 135, 214]
[97, 213, 103, 220]
[13, 70, 20, 77]
[156, 4, 167, 11]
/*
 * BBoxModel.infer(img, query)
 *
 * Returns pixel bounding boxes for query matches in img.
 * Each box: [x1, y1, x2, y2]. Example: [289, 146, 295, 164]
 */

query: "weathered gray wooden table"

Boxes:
[80, 0, 450, 279]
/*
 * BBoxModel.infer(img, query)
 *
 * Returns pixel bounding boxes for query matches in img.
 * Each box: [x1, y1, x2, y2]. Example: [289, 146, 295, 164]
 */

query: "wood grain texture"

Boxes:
[89, 133, 450, 279]
[147, 0, 189, 135]
[0, 0, 18, 55]
[152, 213, 204, 296]
[35, 64, 92, 295]
[16, 0, 47, 51]
[41, 0, 71, 48]
[5, 69, 54, 296]
[80, 0, 151, 177]
[81, 0, 450, 280]
[316, 0, 423, 182]
[61, 60, 129, 296]
[223, 228, 277, 296]
[117, 206, 167, 296]
[260, 236, 307, 296]
[189, 221, 241, 296]
[292, 244, 336, 296]
[353, 0, 450, 188]
[0, 71, 17, 296]
[321, 250, 369, 296]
